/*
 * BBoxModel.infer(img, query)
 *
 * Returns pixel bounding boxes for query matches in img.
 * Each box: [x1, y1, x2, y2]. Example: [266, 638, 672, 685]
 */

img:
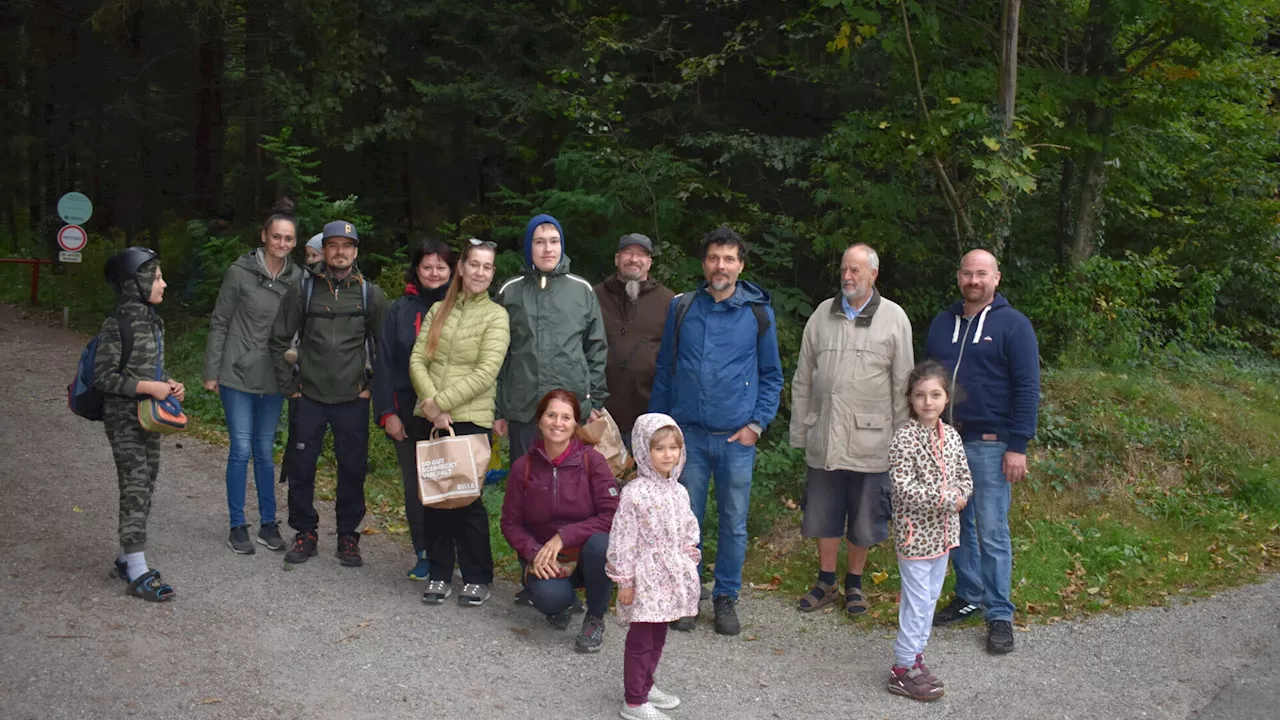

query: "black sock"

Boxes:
[845, 573, 862, 591]
[817, 570, 836, 586]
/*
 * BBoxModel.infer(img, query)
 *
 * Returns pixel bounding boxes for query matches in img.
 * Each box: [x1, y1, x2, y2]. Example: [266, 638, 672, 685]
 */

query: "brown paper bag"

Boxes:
[415, 428, 490, 509]
[585, 408, 633, 478]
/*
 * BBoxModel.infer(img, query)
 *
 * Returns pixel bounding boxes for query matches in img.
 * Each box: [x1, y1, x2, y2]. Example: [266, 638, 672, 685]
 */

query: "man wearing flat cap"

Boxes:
[594, 233, 675, 446]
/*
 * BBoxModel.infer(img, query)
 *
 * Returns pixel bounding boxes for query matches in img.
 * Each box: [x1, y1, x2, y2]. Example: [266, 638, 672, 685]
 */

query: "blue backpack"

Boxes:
[68, 313, 134, 421]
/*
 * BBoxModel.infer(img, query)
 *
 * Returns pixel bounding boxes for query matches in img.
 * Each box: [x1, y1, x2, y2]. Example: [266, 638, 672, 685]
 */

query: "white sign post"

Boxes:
[57, 224, 88, 253]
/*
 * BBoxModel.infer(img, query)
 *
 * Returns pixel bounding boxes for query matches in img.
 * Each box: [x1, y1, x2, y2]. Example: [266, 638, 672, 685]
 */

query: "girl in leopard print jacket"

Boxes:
[885, 361, 973, 701]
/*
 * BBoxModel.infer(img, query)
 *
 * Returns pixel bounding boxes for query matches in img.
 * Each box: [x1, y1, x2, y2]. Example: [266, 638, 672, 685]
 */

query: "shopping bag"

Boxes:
[585, 408, 632, 478]
[415, 427, 490, 509]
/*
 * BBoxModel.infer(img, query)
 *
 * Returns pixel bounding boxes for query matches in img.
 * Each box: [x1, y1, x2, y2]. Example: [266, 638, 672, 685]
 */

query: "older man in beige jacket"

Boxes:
[789, 243, 914, 615]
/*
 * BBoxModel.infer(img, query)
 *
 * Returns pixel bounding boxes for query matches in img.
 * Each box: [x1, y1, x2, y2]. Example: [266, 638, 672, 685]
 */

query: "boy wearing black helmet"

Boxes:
[97, 246, 185, 601]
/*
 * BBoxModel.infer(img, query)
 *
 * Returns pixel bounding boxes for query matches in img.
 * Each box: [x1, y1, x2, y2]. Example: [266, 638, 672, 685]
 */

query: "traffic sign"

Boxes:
[57, 224, 88, 252]
[59, 251, 83, 263]
[57, 192, 93, 225]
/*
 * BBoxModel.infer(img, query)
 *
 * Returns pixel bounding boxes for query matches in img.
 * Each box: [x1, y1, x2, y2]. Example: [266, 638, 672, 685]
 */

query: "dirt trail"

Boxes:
[1, 303, 1276, 720]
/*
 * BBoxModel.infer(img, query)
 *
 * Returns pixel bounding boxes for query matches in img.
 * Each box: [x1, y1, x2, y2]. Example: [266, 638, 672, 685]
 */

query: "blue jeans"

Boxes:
[952, 440, 1015, 622]
[220, 386, 284, 528]
[680, 426, 756, 600]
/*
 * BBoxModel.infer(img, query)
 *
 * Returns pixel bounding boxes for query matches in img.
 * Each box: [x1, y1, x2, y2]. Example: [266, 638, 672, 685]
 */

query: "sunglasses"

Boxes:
[468, 238, 497, 249]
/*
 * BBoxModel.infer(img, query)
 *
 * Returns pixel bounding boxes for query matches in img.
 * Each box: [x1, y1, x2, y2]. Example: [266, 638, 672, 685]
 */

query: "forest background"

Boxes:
[4, 0, 1280, 622]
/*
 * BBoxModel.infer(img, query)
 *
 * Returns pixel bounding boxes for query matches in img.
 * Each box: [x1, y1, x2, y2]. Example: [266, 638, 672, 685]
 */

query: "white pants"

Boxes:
[895, 553, 949, 667]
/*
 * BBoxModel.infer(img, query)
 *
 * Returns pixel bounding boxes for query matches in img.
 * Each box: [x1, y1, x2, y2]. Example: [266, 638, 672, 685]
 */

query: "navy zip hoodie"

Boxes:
[373, 281, 449, 426]
[923, 292, 1040, 454]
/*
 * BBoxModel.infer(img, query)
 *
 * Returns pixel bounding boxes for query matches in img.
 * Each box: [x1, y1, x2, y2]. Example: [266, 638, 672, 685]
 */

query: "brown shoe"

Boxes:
[797, 580, 839, 612]
[888, 666, 944, 701]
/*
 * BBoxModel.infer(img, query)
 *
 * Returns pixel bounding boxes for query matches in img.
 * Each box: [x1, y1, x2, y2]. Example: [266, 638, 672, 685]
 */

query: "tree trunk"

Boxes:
[997, 0, 1021, 132]
[193, 9, 226, 216]
[241, 3, 267, 218]
[1069, 108, 1113, 265]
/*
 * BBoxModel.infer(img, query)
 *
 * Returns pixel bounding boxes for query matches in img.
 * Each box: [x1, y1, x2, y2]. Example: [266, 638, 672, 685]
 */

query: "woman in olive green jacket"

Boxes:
[408, 239, 510, 606]
[201, 200, 304, 555]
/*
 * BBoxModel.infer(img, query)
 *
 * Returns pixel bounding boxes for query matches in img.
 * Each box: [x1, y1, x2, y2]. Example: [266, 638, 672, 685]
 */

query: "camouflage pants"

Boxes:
[104, 398, 161, 553]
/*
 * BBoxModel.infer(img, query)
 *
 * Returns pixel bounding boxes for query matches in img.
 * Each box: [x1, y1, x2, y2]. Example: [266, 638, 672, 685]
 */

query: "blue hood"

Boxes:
[522, 214, 565, 270]
[693, 278, 771, 307]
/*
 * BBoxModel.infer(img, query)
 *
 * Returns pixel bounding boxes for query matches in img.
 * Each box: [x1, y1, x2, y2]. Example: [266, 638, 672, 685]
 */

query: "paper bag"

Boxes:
[415, 428, 490, 509]
[585, 408, 632, 478]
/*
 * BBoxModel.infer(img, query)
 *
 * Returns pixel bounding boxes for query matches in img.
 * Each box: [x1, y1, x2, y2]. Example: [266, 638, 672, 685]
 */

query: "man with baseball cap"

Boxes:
[269, 220, 387, 568]
[594, 233, 674, 446]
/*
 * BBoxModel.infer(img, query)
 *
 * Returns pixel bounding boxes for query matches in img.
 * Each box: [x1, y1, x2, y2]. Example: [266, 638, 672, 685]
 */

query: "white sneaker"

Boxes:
[647, 687, 680, 710]
[619, 702, 672, 720]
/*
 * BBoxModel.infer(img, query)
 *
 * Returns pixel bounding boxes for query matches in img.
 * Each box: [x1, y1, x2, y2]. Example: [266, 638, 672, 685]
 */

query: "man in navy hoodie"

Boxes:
[925, 249, 1040, 655]
[650, 225, 784, 636]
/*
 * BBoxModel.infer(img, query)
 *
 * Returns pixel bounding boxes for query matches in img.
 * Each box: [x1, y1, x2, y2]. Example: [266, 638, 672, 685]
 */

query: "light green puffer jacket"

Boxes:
[408, 291, 510, 427]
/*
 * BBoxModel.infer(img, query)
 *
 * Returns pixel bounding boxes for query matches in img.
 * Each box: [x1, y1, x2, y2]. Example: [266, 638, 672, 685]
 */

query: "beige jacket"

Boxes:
[789, 290, 914, 473]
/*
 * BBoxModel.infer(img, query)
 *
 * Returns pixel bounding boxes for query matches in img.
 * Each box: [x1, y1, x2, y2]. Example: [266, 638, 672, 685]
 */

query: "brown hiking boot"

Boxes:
[888, 665, 944, 701]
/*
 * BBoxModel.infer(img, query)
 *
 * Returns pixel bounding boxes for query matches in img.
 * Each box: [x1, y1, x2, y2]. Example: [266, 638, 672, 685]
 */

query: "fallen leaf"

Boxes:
[1086, 587, 1101, 595]
[509, 626, 531, 637]
[782, 497, 799, 511]
[772, 648, 785, 655]
[870, 571, 888, 585]
[72, 506, 82, 513]
[360, 527, 382, 535]
[201, 698, 221, 705]
[743, 635, 759, 642]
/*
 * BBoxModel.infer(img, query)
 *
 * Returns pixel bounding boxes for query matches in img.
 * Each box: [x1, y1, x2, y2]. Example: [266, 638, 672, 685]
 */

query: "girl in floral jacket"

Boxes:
[886, 361, 973, 701]
[606, 413, 701, 720]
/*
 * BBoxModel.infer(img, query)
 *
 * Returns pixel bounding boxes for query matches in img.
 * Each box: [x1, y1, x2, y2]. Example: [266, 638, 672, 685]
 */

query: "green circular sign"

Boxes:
[57, 192, 93, 225]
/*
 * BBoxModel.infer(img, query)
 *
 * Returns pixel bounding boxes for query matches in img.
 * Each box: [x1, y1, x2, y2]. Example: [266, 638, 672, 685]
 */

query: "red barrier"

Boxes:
[0, 258, 54, 306]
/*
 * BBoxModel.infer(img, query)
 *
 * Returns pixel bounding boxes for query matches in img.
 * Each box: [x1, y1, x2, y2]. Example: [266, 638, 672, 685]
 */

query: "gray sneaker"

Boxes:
[227, 525, 255, 555]
[575, 613, 606, 653]
[458, 583, 491, 606]
[257, 522, 286, 551]
[422, 580, 452, 605]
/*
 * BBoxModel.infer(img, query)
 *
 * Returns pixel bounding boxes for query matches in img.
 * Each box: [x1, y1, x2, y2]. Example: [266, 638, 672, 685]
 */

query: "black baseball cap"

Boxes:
[618, 233, 654, 254]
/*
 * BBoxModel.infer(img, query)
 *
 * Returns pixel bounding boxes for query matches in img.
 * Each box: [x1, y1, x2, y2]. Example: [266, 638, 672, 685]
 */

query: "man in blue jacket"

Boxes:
[650, 225, 784, 636]
[925, 249, 1040, 655]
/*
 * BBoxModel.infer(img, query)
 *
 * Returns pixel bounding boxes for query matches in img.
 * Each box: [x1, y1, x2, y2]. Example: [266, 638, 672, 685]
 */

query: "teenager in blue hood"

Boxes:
[649, 225, 784, 637]
[494, 214, 609, 463]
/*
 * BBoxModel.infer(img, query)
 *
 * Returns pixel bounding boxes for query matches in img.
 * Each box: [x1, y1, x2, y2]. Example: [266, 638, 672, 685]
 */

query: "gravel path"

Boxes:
[1, 303, 1277, 720]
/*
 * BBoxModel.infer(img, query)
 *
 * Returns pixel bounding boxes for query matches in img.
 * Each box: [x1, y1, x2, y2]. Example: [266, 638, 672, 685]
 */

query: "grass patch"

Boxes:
[741, 359, 1280, 625]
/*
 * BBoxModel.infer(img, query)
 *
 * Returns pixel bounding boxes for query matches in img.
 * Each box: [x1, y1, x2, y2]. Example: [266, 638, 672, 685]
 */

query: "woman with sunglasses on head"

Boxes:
[408, 239, 510, 605]
[373, 239, 456, 579]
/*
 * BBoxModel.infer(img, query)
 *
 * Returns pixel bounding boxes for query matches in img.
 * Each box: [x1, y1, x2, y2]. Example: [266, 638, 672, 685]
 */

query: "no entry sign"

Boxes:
[57, 225, 88, 253]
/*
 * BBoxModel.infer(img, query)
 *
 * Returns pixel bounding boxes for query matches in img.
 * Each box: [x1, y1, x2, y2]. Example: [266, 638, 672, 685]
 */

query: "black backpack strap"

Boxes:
[115, 312, 134, 373]
[668, 293, 696, 377]
[751, 303, 770, 338]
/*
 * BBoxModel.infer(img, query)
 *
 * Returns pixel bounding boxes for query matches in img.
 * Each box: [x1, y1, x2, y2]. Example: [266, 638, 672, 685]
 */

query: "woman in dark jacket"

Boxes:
[202, 199, 304, 555]
[501, 388, 619, 654]
[373, 239, 455, 580]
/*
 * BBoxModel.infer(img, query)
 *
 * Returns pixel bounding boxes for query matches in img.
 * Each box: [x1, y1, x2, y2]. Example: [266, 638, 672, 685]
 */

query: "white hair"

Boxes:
[847, 243, 880, 271]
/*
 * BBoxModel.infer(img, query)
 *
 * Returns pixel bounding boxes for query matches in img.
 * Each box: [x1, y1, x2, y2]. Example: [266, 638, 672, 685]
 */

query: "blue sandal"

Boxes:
[127, 569, 175, 602]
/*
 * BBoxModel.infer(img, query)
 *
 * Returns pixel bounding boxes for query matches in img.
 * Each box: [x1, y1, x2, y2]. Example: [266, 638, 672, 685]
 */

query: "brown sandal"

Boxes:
[844, 587, 868, 615]
[797, 580, 839, 612]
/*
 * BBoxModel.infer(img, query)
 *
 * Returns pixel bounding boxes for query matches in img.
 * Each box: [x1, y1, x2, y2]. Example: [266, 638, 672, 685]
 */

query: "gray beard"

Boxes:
[624, 280, 641, 302]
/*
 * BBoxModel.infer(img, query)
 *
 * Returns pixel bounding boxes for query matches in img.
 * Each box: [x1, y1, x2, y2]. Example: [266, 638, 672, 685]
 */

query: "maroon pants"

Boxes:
[624, 622, 669, 705]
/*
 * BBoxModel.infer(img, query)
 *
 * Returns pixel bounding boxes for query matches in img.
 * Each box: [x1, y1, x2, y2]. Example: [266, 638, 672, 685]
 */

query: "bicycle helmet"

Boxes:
[105, 246, 159, 299]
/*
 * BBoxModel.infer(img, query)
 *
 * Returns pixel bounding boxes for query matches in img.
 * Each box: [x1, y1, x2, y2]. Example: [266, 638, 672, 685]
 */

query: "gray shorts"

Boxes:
[800, 467, 891, 547]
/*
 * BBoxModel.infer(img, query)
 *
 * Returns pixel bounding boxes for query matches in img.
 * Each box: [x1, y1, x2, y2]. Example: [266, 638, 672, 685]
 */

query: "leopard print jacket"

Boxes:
[888, 418, 974, 560]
